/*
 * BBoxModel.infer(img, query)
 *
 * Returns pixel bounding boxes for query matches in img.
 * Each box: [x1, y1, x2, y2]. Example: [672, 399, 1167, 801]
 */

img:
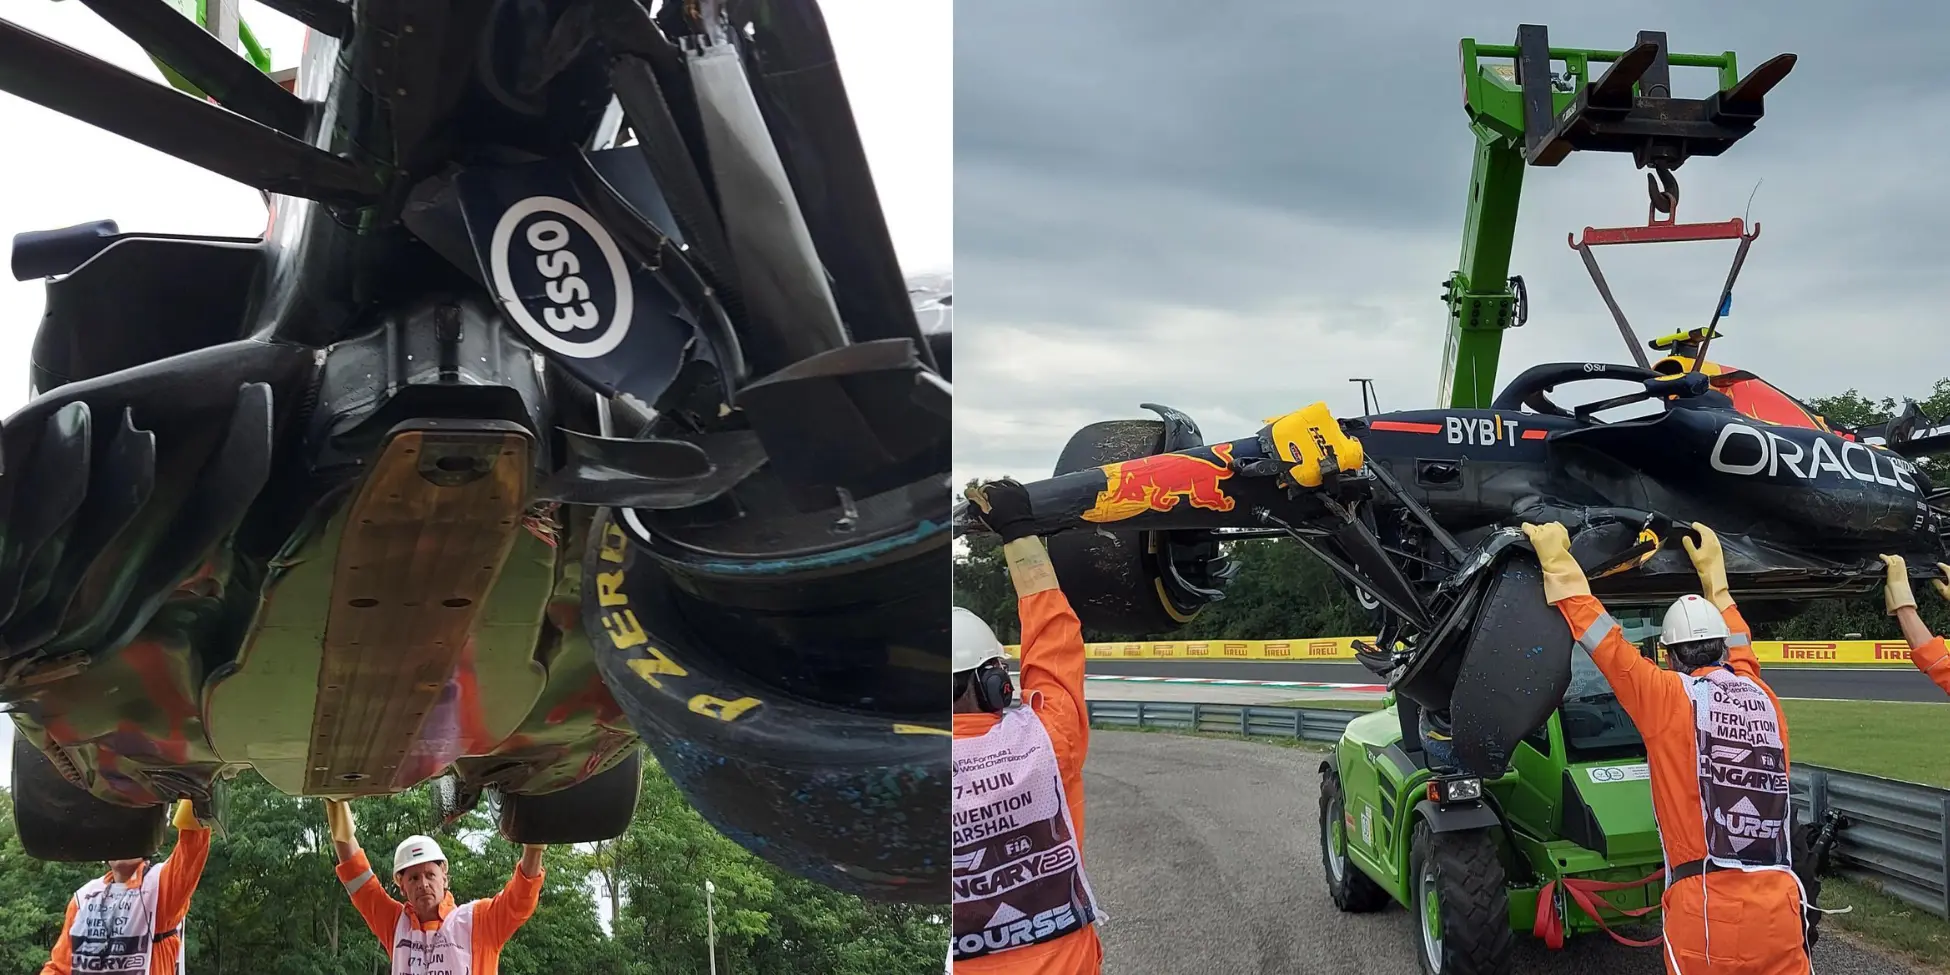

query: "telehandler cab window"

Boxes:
[1559, 633, 1651, 763]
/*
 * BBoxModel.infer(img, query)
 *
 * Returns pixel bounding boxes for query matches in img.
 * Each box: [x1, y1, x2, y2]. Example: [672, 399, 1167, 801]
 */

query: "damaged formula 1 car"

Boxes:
[953, 349, 1948, 776]
[0, 0, 949, 902]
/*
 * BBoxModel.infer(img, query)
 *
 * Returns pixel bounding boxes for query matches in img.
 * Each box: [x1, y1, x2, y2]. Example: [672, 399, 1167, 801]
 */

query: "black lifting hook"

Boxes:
[1646, 167, 1680, 218]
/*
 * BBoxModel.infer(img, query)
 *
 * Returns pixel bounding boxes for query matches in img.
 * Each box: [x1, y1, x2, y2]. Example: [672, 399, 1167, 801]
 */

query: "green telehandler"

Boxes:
[1321, 623, 1671, 973]
[1318, 26, 1839, 975]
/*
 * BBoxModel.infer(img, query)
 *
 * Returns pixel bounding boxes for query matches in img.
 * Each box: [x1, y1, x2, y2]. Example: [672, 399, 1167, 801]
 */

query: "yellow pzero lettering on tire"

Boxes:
[595, 570, 629, 607]
[603, 608, 649, 649]
[689, 695, 762, 722]
[626, 648, 689, 688]
[599, 522, 629, 563]
[892, 723, 951, 736]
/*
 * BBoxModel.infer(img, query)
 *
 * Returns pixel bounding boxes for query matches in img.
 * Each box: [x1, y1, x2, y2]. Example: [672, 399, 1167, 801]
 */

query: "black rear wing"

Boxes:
[1847, 401, 1950, 460]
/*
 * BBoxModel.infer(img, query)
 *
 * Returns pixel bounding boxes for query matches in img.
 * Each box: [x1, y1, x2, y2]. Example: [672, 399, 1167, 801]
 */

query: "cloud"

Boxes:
[954, 0, 1950, 483]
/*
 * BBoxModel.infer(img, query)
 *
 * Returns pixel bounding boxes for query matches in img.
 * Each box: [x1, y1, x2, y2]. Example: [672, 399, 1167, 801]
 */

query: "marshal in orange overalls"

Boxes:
[40, 801, 210, 975]
[1526, 521, 1810, 975]
[952, 586, 1104, 975]
[1909, 635, 1950, 695]
[334, 849, 542, 975]
[1877, 554, 1950, 696]
[1559, 597, 1809, 974]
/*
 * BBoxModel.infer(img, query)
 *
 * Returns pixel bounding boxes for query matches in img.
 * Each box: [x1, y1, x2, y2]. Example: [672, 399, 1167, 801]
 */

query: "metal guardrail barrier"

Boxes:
[1087, 699, 1950, 919]
[1086, 699, 1359, 742]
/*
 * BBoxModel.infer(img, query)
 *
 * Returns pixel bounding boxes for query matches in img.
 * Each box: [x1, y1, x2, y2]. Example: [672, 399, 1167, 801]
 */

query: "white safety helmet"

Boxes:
[392, 834, 448, 876]
[952, 607, 1007, 675]
[1659, 594, 1730, 669]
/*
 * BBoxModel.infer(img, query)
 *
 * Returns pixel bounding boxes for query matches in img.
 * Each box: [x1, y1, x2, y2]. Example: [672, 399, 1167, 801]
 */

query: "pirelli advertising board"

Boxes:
[1002, 637, 1918, 666]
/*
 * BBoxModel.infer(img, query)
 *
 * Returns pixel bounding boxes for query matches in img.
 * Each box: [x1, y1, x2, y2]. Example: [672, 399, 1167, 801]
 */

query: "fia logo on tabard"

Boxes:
[488, 196, 634, 360]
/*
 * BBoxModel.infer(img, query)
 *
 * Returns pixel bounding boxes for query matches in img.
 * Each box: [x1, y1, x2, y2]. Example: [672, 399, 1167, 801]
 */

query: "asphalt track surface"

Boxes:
[1082, 730, 1917, 975]
[1086, 659, 1942, 702]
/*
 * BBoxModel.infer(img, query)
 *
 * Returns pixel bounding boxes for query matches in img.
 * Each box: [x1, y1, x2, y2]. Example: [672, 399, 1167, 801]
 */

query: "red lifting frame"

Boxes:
[1565, 185, 1761, 369]
[1571, 215, 1752, 247]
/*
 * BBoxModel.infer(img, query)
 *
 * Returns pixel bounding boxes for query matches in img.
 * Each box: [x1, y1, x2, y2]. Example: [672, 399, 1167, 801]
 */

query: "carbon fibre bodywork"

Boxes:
[979, 363, 1947, 615]
[959, 360, 1946, 775]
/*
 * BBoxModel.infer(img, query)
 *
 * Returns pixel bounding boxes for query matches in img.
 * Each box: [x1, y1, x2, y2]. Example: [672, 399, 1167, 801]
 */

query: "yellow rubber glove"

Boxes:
[324, 799, 357, 844]
[170, 799, 202, 831]
[1881, 554, 1918, 615]
[1682, 522, 1733, 611]
[1936, 562, 1950, 603]
[1519, 522, 1589, 604]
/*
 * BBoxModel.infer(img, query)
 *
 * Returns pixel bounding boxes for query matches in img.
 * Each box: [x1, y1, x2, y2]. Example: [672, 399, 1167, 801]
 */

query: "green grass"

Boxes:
[1779, 699, 1950, 788]
[1819, 875, 1950, 972]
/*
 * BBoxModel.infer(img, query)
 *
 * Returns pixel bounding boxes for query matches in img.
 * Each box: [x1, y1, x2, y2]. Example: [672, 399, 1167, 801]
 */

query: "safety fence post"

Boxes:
[1136, 701, 1149, 730]
[1191, 702, 1202, 732]
[1806, 767, 1828, 825]
[1240, 707, 1250, 736]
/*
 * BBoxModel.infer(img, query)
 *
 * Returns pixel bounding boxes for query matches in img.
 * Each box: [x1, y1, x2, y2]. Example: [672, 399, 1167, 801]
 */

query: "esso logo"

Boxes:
[488, 196, 633, 359]
[527, 220, 601, 331]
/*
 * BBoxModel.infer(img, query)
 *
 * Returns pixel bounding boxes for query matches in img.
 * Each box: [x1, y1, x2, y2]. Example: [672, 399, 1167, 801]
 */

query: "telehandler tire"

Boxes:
[1409, 820, 1512, 975]
[1319, 764, 1389, 913]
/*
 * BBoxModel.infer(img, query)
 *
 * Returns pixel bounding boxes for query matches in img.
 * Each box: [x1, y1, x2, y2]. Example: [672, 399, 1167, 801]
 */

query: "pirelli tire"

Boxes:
[582, 510, 948, 903]
[1319, 763, 1389, 913]
[1409, 820, 1513, 975]
[11, 730, 167, 862]
[497, 746, 643, 845]
[1048, 419, 1212, 636]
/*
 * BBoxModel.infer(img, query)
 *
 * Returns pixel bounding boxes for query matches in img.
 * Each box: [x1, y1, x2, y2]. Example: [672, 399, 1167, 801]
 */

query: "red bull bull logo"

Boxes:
[1081, 444, 1237, 523]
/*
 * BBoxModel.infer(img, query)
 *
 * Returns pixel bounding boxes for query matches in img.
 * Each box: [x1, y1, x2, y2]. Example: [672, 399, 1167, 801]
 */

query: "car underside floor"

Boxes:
[307, 418, 532, 796]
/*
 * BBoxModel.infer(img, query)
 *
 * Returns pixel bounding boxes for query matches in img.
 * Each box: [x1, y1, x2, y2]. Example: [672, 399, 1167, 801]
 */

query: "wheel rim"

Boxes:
[1324, 795, 1347, 883]
[1418, 860, 1443, 971]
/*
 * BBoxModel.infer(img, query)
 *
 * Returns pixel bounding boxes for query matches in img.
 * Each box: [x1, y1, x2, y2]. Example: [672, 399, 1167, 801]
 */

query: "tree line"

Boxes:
[955, 382, 1950, 644]
[0, 758, 944, 975]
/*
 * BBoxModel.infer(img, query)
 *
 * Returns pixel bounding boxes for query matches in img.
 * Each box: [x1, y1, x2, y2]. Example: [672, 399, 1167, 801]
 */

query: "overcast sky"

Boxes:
[954, 0, 1950, 485]
[0, 0, 947, 791]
